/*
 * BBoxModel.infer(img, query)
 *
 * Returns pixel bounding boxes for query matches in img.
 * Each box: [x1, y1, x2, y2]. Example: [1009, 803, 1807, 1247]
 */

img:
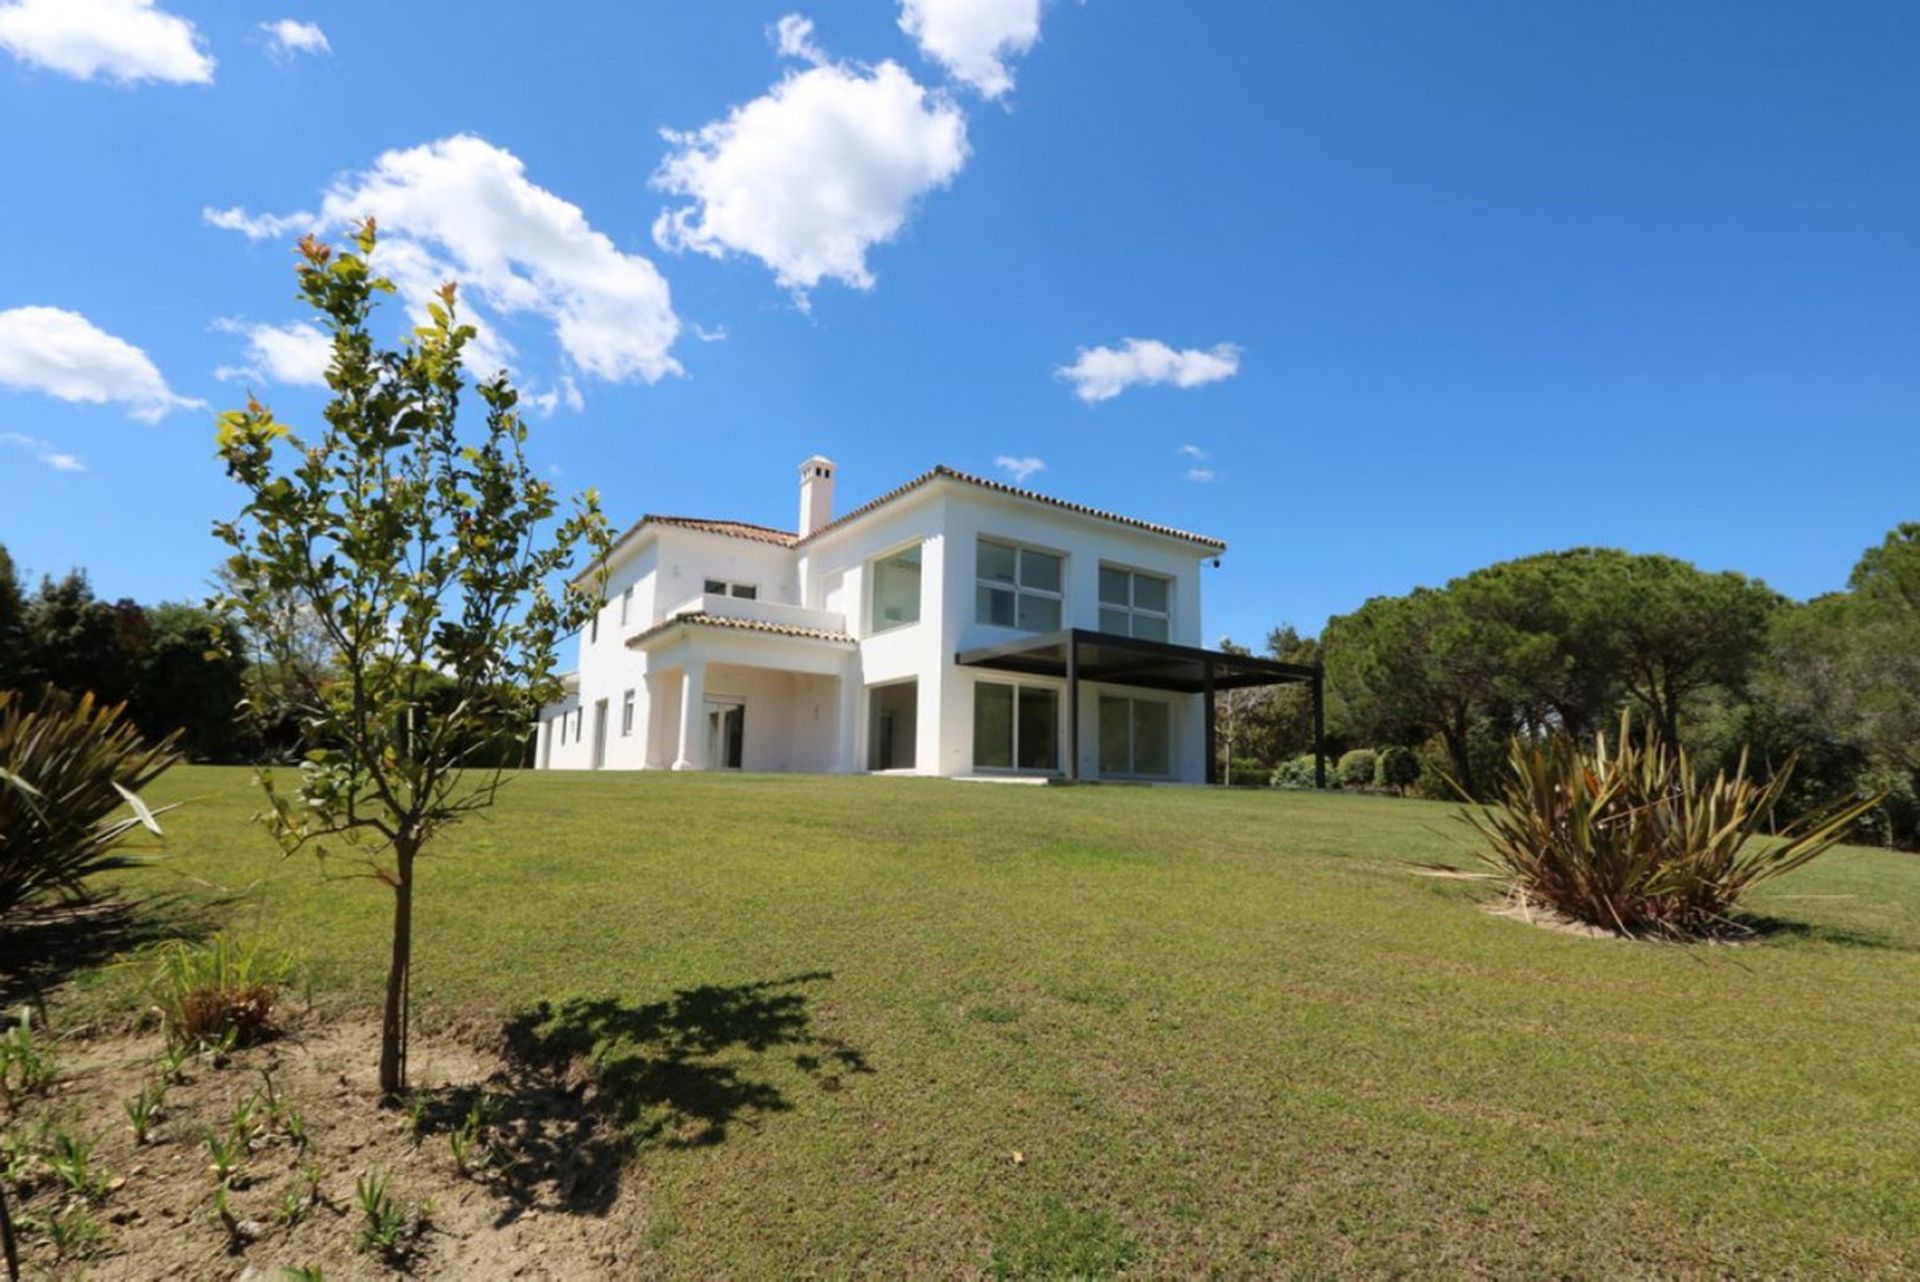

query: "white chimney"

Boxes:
[798, 455, 835, 539]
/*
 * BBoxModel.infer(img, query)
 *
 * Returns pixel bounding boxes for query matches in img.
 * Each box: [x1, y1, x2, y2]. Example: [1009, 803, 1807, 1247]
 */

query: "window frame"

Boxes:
[971, 678, 1062, 775]
[621, 688, 636, 736]
[1098, 692, 1176, 780]
[619, 585, 633, 626]
[702, 578, 759, 601]
[867, 540, 925, 635]
[1097, 564, 1173, 642]
[975, 537, 1065, 633]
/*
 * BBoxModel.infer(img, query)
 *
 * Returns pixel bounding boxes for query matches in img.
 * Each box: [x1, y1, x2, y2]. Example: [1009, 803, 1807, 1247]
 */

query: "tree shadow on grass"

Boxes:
[414, 971, 871, 1221]
[0, 893, 216, 1010]
[1732, 913, 1917, 953]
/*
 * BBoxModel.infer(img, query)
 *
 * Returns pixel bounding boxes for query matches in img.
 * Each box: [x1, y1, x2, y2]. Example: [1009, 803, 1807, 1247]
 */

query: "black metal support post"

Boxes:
[1311, 664, 1327, 789]
[1065, 634, 1080, 781]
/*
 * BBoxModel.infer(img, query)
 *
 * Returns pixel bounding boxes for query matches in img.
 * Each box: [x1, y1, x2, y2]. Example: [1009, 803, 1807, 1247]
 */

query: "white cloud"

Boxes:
[201, 206, 317, 242]
[994, 454, 1045, 484]
[526, 375, 583, 417]
[261, 19, 328, 60]
[1177, 443, 1209, 461]
[653, 34, 969, 301]
[0, 0, 213, 85]
[1, 431, 84, 472]
[209, 134, 683, 387]
[1057, 338, 1241, 404]
[899, 0, 1041, 99]
[1186, 467, 1215, 484]
[213, 318, 331, 387]
[690, 321, 728, 343]
[771, 13, 826, 66]
[0, 306, 202, 422]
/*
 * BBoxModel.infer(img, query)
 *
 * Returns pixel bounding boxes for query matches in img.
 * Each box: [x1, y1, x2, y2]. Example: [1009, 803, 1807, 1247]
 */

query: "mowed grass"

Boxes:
[100, 766, 1920, 1276]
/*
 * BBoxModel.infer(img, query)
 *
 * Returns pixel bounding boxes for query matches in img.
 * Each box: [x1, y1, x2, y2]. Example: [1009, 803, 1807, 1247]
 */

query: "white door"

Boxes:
[591, 699, 609, 770]
[704, 698, 744, 770]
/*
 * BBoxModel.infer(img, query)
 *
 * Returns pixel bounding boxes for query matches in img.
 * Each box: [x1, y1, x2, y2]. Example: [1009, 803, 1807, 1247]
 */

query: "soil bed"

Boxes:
[6, 1013, 649, 1279]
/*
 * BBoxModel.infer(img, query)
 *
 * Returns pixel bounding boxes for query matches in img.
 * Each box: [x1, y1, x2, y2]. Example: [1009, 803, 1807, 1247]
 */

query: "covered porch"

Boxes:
[955, 628, 1325, 786]
[631, 613, 856, 772]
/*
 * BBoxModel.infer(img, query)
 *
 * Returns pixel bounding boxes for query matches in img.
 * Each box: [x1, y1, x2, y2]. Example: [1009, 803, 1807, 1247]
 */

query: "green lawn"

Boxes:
[94, 767, 1920, 1274]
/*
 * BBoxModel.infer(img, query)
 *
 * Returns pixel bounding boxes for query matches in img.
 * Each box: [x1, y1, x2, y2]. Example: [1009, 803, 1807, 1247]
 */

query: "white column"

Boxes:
[835, 671, 860, 773]
[639, 673, 663, 769]
[672, 661, 707, 771]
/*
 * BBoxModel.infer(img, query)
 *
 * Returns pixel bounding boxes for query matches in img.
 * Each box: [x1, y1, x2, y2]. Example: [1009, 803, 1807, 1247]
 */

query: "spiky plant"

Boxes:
[1459, 714, 1882, 938]
[0, 689, 180, 915]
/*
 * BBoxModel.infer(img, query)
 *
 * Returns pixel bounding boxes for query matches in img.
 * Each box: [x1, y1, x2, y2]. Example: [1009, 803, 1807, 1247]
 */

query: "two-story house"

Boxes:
[534, 457, 1322, 783]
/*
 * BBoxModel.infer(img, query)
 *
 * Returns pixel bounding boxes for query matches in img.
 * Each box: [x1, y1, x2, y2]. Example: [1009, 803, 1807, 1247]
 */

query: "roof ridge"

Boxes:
[795, 464, 1226, 550]
[578, 461, 1226, 584]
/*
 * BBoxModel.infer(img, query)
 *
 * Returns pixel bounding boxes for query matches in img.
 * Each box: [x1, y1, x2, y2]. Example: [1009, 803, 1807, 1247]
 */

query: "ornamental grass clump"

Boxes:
[0, 689, 179, 916]
[1459, 714, 1881, 939]
[148, 934, 295, 1049]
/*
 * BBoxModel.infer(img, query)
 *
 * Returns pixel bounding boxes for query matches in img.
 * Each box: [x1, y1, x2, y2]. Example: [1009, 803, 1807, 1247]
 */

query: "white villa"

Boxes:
[534, 458, 1320, 783]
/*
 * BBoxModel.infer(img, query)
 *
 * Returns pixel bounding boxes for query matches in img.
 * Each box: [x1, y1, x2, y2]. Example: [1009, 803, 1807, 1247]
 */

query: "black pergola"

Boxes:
[955, 628, 1325, 786]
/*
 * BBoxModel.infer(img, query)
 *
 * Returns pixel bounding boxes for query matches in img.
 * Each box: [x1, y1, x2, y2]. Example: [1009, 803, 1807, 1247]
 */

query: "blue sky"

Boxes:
[1, 1, 1915, 648]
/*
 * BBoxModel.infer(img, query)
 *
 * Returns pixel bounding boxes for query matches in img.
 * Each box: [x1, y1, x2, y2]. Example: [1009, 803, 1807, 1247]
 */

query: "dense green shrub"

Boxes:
[1374, 745, 1419, 794]
[1270, 754, 1326, 790]
[0, 689, 180, 916]
[1337, 749, 1378, 789]
[1459, 716, 1880, 938]
[1413, 725, 1506, 801]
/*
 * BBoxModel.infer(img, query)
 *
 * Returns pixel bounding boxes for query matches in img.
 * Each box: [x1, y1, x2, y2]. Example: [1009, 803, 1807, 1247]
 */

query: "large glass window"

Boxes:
[973, 681, 1059, 772]
[1099, 695, 1172, 777]
[868, 681, 917, 770]
[977, 539, 1063, 632]
[1098, 567, 1171, 642]
[869, 544, 923, 633]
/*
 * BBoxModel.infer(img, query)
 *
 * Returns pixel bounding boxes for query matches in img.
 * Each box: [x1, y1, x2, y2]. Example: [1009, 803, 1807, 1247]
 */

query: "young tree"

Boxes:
[213, 222, 610, 1098]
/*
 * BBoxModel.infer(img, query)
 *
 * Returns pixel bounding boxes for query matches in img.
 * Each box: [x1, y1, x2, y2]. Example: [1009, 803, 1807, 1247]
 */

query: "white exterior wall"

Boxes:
[930, 489, 1208, 781]
[536, 475, 1218, 782]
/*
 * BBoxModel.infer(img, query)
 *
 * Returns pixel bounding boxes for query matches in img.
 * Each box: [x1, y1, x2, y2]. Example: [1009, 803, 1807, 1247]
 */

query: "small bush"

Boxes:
[1374, 745, 1419, 794]
[1459, 715, 1882, 938]
[1269, 754, 1324, 790]
[148, 933, 295, 1049]
[1337, 749, 1378, 789]
[0, 689, 181, 916]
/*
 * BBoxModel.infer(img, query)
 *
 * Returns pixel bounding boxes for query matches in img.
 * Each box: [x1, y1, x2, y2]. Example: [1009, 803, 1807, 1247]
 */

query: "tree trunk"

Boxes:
[1443, 708, 1475, 799]
[1, 1179, 20, 1282]
[378, 841, 415, 1100]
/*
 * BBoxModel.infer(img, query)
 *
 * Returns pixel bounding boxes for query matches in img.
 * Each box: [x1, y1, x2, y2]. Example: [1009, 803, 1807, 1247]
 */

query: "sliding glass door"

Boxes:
[973, 681, 1059, 773]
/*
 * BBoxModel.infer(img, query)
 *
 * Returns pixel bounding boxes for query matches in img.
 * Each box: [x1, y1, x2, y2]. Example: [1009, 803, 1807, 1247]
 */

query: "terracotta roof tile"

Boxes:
[644, 515, 798, 547]
[580, 463, 1224, 584]
[627, 612, 855, 647]
[796, 466, 1227, 551]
